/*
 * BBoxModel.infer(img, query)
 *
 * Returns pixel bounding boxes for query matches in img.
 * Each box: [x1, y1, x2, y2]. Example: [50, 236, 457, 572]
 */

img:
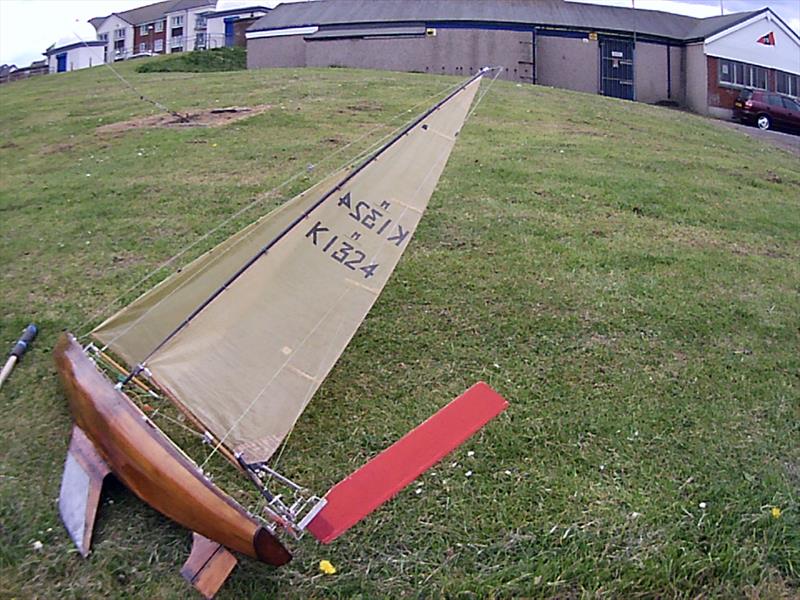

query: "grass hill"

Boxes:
[0, 62, 798, 599]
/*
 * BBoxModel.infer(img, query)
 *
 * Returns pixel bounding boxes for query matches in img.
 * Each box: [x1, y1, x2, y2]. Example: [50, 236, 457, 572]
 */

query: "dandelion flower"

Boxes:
[771, 507, 782, 519]
[319, 559, 336, 575]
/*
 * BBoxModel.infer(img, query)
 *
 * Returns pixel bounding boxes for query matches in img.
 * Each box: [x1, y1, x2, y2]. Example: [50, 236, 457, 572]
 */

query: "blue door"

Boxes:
[56, 53, 67, 73]
[224, 17, 237, 47]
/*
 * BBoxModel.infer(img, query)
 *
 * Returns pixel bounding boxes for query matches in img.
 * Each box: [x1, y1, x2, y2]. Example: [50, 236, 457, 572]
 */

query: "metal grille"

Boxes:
[600, 38, 634, 100]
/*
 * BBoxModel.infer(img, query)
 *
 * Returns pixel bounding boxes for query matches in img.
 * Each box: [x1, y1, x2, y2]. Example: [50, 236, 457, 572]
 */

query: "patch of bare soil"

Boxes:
[97, 105, 272, 134]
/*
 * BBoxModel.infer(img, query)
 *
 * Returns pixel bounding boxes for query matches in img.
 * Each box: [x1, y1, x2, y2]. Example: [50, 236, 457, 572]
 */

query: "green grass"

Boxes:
[136, 47, 246, 73]
[1, 62, 798, 599]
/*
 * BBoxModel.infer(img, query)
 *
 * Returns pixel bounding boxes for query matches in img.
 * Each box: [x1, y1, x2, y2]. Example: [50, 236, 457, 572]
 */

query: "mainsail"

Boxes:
[91, 74, 483, 464]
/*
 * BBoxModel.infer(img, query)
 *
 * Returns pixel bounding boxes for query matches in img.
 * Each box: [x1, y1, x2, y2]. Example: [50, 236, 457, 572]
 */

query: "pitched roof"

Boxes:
[90, 0, 215, 28]
[248, 0, 761, 42]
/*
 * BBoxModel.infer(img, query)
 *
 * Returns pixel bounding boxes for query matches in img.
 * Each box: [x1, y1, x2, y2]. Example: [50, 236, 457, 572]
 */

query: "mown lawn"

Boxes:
[0, 60, 798, 599]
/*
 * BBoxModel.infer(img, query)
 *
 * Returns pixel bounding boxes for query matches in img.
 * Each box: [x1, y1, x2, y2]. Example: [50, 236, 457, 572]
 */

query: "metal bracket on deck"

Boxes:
[239, 458, 327, 539]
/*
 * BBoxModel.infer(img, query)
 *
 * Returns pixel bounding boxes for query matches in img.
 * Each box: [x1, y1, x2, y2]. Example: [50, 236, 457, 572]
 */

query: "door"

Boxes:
[600, 38, 634, 100]
[224, 17, 237, 47]
[56, 53, 67, 73]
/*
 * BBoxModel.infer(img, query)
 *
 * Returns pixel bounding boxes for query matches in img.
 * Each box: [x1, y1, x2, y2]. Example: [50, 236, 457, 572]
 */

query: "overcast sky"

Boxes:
[1, 0, 798, 67]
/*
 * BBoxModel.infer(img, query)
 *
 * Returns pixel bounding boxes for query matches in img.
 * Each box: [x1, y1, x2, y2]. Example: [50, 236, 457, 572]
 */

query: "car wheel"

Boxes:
[756, 114, 771, 130]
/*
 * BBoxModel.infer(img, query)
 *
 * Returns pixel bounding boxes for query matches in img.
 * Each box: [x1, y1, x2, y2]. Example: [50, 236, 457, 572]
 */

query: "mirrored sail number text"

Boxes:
[305, 221, 379, 279]
[337, 192, 411, 248]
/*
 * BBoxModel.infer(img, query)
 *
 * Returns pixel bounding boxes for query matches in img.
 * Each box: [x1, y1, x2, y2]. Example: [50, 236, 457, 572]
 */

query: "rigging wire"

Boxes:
[263, 68, 502, 480]
[202, 69, 501, 474]
[117, 70, 490, 381]
[72, 26, 188, 122]
[76, 76, 469, 339]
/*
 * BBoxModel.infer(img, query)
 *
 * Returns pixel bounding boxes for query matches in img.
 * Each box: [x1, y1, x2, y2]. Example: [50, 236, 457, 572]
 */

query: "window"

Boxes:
[776, 71, 799, 97]
[139, 42, 146, 53]
[719, 59, 768, 90]
[745, 64, 768, 90]
[114, 28, 126, 40]
[767, 94, 782, 107]
[154, 39, 163, 52]
[195, 16, 206, 29]
[782, 97, 799, 112]
[171, 15, 184, 26]
[139, 24, 148, 35]
[171, 36, 183, 47]
[155, 21, 164, 33]
[99, 33, 108, 41]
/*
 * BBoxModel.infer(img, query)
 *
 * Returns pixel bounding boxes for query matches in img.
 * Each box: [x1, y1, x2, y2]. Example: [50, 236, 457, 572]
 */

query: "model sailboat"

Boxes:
[56, 69, 508, 598]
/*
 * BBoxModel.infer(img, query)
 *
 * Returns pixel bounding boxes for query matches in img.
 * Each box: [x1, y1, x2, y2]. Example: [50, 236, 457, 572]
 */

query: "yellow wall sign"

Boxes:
[588, 32, 598, 41]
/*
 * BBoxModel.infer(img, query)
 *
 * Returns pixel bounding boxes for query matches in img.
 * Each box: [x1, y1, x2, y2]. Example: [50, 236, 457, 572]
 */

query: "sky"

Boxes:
[1, 0, 798, 67]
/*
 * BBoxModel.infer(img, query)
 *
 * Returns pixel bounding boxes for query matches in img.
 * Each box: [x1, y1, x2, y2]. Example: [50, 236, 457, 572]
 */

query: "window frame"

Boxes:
[776, 71, 799, 98]
[154, 39, 164, 52]
[171, 15, 184, 27]
[155, 21, 164, 33]
[718, 58, 768, 91]
[139, 24, 149, 36]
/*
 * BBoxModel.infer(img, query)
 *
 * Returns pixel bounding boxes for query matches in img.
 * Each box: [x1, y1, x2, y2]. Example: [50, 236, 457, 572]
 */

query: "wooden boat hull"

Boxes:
[54, 332, 291, 566]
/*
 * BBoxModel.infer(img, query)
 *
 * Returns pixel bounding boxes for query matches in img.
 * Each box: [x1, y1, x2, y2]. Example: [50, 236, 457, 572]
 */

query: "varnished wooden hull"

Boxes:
[54, 332, 291, 566]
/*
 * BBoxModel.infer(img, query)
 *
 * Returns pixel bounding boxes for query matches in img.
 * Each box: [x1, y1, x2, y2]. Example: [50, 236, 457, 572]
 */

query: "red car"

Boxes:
[734, 89, 800, 133]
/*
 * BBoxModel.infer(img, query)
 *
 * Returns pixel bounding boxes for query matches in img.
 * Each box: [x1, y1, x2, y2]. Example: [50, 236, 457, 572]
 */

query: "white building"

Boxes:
[91, 13, 134, 62]
[89, 0, 216, 62]
[44, 24, 105, 73]
[205, 1, 270, 49]
[165, 0, 218, 53]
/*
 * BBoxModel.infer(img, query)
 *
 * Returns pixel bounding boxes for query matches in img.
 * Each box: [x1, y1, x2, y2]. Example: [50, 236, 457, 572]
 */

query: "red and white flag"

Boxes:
[756, 32, 775, 46]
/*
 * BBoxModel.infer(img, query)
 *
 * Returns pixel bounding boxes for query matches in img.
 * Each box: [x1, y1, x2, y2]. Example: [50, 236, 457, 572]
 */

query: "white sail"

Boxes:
[96, 75, 483, 464]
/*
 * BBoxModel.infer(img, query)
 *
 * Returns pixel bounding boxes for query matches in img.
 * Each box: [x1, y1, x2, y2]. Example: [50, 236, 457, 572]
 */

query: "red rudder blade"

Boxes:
[307, 381, 508, 543]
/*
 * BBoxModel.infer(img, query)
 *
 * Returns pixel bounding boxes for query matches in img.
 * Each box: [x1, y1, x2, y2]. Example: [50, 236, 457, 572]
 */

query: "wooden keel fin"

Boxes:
[181, 532, 238, 600]
[58, 425, 111, 557]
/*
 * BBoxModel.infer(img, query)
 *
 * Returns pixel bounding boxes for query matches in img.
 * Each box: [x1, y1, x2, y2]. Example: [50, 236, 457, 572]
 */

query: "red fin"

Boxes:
[181, 532, 238, 600]
[58, 426, 111, 556]
[307, 381, 508, 543]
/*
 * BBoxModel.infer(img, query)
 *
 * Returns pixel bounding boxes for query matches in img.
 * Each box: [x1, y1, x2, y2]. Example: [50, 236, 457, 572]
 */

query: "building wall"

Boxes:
[535, 35, 598, 93]
[165, 6, 214, 53]
[208, 10, 269, 49]
[704, 12, 800, 75]
[95, 15, 133, 62]
[133, 20, 167, 54]
[248, 28, 535, 83]
[669, 44, 684, 104]
[635, 41, 671, 103]
[684, 42, 708, 114]
[248, 34, 307, 68]
[48, 45, 105, 73]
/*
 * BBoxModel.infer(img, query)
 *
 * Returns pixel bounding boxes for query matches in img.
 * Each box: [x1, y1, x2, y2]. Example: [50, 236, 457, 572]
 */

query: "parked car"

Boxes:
[734, 89, 800, 133]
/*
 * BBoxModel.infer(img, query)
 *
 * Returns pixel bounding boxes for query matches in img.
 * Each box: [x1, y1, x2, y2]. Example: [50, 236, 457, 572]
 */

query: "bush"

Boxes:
[136, 47, 246, 73]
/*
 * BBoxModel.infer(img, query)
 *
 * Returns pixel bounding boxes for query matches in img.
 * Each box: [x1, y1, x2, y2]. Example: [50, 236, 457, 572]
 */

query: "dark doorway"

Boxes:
[56, 53, 67, 73]
[600, 38, 634, 100]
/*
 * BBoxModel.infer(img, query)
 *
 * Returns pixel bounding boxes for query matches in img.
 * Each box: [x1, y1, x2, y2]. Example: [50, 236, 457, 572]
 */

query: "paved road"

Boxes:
[712, 120, 800, 157]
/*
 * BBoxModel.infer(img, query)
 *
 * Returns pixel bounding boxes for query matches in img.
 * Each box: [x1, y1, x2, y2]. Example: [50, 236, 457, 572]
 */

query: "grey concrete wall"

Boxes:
[635, 41, 670, 103]
[248, 29, 534, 83]
[535, 35, 598, 93]
[247, 35, 307, 69]
[684, 43, 708, 115]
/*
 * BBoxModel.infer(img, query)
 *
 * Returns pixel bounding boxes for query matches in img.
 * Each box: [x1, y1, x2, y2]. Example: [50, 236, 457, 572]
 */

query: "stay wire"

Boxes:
[74, 75, 468, 339]
[222, 70, 498, 477]
[72, 27, 188, 122]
